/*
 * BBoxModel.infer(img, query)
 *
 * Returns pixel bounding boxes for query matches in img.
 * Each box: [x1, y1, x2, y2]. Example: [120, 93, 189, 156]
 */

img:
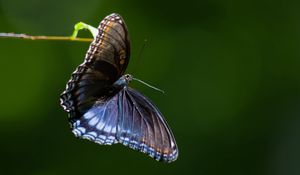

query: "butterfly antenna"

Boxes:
[137, 39, 148, 62]
[132, 39, 148, 74]
[132, 77, 165, 94]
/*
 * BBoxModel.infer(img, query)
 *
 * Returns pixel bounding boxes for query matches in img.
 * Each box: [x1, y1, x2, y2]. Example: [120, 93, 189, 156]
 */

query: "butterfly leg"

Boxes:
[71, 22, 98, 39]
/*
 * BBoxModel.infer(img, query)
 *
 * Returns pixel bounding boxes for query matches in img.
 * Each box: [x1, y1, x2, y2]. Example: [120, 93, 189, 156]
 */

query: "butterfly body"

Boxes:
[60, 13, 178, 162]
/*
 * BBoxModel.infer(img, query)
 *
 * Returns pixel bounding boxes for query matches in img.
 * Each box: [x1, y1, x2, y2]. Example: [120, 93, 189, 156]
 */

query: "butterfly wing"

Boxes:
[60, 13, 130, 122]
[71, 94, 119, 145]
[117, 87, 178, 162]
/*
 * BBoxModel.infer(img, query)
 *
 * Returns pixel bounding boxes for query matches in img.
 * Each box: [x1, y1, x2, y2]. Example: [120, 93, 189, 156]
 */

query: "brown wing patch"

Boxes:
[60, 13, 130, 120]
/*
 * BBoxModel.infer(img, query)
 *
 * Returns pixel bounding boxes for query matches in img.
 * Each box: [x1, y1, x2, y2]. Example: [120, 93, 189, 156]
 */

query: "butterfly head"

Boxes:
[124, 74, 133, 83]
[113, 74, 133, 87]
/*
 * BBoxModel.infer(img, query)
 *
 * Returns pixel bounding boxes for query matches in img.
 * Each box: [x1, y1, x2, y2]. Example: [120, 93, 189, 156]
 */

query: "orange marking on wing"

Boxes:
[119, 49, 126, 65]
[99, 20, 115, 48]
[163, 149, 171, 154]
[156, 148, 162, 153]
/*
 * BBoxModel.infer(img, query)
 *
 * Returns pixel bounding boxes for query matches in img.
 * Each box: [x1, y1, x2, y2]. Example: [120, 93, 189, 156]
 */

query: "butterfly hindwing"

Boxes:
[72, 93, 119, 145]
[117, 88, 178, 162]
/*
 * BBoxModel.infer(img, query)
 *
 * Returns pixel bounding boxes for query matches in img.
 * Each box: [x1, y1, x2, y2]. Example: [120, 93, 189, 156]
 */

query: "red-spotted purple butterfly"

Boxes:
[60, 13, 178, 162]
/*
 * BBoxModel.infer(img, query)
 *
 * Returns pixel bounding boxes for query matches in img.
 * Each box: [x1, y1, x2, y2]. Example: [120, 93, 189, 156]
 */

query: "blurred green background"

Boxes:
[0, 0, 300, 175]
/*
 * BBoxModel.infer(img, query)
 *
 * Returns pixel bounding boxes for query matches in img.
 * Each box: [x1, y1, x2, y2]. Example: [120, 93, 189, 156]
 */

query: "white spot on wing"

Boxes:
[84, 111, 95, 119]
[96, 120, 105, 130]
[76, 127, 86, 134]
[111, 126, 116, 134]
[73, 120, 80, 127]
[89, 116, 100, 126]
[108, 136, 115, 140]
[100, 135, 107, 140]
[87, 132, 97, 137]
[103, 125, 112, 133]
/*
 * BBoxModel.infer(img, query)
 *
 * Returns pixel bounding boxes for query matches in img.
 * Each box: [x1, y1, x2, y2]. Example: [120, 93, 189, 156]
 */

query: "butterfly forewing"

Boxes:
[60, 13, 130, 120]
[86, 13, 130, 77]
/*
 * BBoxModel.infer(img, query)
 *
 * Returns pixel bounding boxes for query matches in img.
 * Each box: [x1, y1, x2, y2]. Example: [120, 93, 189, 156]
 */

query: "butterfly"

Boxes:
[60, 13, 178, 162]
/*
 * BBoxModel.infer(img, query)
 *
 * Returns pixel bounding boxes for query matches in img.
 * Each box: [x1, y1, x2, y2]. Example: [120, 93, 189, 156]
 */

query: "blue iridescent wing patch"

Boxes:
[60, 13, 178, 163]
[72, 94, 119, 145]
[117, 88, 178, 162]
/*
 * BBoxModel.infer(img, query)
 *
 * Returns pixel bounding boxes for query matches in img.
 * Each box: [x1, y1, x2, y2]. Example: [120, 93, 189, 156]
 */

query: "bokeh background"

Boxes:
[0, 0, 300, 175]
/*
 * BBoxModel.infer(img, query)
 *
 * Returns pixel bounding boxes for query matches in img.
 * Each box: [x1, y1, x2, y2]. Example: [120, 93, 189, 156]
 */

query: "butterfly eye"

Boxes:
[124, 74, 133, 82]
